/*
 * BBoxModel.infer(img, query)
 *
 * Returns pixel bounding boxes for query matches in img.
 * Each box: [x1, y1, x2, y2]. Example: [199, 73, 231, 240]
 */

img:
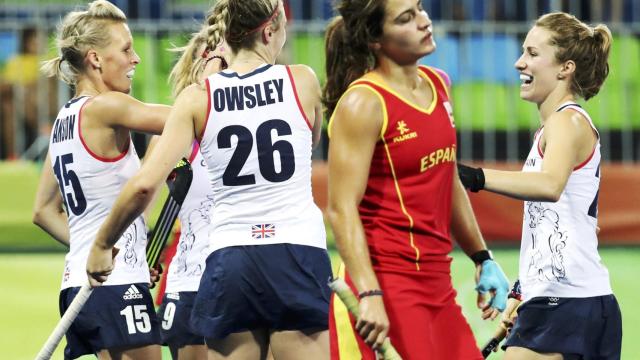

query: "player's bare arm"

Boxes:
[87, 85, 204, 287]
[33, 152, 70, 247]
[482, 110, 595, 201]
[451, 167, 487, 257]
[87, 91, 171, 134]
[451, 167, 503, 318]
[289, 64, 323, 148]
[327, 86, 389, 350]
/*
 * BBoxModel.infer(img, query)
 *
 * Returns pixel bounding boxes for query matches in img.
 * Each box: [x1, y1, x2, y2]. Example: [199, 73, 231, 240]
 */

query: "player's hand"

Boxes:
[203, 39, 229, 75]
[475, 260, 509, 318]
[501, 297, 521, 335]
[457, 163, 485, 192]
[355, 295, 390, 352]
[149, 264, 163, 289]
[86, 245, 119, 287]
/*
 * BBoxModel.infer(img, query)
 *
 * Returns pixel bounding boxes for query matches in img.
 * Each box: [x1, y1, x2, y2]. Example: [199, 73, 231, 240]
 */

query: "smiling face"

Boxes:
[378, 0, 434, 65]
[96, 22, 139, 94]
[515, 26, 565, 104]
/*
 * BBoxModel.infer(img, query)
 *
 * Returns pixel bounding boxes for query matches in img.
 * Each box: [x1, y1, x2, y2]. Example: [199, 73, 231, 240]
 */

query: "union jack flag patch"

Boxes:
[252, 224, 276, 239]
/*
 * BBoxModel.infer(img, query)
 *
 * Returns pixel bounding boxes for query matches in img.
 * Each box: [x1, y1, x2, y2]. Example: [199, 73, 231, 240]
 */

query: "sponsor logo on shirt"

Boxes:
[393, 121, 418, 143]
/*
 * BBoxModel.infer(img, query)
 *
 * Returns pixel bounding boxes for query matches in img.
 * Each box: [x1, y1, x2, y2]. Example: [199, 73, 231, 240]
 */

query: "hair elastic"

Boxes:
[228, 6, 280, 41]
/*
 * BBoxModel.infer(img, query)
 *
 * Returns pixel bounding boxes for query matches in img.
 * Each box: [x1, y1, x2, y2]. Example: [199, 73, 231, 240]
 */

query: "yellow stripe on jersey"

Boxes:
[327, 84, 388, 139]
[381, 136, 421, 271]
[352, 73, 438, 115]
[347, 79, 421, 270]
[421, 65, 451, 99]
[333, 263, 362, 359]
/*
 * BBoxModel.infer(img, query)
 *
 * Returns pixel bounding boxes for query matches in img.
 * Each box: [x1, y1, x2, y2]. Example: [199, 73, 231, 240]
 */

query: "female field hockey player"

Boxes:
[323, 0, 510, 359]
[87, 0, 332, 359]
[458, 12, 622, 360]
[33, 1, 169, 358]
[152, 29, 229, 360]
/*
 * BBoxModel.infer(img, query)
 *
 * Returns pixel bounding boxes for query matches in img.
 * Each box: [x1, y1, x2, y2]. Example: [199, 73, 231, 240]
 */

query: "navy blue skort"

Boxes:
[59, 283, 161, 359]
[190, 244, 332, 340]
[157, 292, 205, 348]
[503, 294, 622, 359]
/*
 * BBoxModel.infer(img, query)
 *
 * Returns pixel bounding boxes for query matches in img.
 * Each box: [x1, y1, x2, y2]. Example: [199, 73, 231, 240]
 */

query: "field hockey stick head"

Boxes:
[166, 157, 193, 205]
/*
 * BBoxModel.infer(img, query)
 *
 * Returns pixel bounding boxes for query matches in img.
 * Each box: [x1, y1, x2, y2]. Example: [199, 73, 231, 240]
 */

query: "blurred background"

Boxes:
[1, 0, 639, 359]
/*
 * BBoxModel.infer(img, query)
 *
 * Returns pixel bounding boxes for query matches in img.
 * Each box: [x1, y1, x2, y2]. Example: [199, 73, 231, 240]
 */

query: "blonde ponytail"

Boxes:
[168, 30, 208, 97]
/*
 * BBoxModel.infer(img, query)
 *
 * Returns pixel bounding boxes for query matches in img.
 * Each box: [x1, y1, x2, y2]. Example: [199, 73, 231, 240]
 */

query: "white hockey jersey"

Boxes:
[165, 144, 213, 293]
[520, 102, 612, 300]
[49, 96, 149, 289]
[199, 64, 326, 252]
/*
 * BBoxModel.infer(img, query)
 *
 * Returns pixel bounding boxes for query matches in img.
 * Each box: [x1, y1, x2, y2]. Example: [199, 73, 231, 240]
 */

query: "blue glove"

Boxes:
[475, 259, 510, 312]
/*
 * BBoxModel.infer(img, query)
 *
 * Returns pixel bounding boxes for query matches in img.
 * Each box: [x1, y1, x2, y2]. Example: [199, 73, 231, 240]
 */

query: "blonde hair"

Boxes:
[41, 0, 127, 85]
[168, 29, 208, 98]
[536, 12, 612, 100]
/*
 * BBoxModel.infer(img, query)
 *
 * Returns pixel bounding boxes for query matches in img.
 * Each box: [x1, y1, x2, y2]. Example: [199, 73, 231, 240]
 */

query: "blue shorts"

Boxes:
[191, 244, 332, 339]
[503, 294, 622, 359]
[157, 292, 205, 348]
[59, 283, 161, 359]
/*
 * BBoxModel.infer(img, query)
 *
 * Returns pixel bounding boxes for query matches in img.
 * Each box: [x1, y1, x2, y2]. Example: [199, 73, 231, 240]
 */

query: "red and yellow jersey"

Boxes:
[331, 66, 457, 272]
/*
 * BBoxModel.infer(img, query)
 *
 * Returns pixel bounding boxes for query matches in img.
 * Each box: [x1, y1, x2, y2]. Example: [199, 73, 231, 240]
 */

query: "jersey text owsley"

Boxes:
[211, 79, 284, 112]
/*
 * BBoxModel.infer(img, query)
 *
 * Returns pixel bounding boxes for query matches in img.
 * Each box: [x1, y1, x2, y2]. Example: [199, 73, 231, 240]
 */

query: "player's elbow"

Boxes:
[129, 176, 157, 205]
[545, 190, 562, 203]
[32, 208, 45, 227]
[32, 201, 53, 227]
[326, 201, 358, 237]
[135, 183, 156, 203]
[537, 183, 563, 202]
[327, 200, 350, 230]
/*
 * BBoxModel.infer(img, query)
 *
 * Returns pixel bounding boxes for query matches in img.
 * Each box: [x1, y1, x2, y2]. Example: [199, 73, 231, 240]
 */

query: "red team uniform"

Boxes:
[328, 66, 482, 359]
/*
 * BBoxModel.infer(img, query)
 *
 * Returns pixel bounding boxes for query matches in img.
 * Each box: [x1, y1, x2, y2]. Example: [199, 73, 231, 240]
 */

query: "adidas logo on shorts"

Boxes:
[123, 285, 144, 300]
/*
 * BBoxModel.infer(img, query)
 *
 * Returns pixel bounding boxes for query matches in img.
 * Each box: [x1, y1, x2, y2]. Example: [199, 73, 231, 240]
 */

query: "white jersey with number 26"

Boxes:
[200, 64, 326, 252]
[48, 96, 150, 290]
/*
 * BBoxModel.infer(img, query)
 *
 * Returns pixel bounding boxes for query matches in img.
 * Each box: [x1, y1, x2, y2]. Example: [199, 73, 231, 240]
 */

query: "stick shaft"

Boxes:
[328, 278, 403, 360]
[481, 324, 508, 358]
[35, 283, 92, 360]
[35, 159, 192, 359]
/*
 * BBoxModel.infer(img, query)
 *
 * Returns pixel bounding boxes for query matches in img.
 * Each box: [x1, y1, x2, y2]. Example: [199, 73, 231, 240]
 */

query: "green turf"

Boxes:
[3, 248, 638, 359]
[0, 161, 52, 250]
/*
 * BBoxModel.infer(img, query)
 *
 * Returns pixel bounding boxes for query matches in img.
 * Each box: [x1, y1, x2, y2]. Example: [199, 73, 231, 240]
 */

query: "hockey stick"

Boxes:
[481, 323, 508, 358]
[35, 158, 193, 360]
[145, 158, 193, 266]
[328, 277, 403, 360]
[481, 297, 522, 358]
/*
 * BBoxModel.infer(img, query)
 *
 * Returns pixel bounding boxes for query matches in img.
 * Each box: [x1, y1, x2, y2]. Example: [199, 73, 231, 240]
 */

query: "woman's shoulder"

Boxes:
[286, 64, 320, 85]
[85, 91, 135, 116]
[334, 84, 384, 117]
[543, 106, 598, 147]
